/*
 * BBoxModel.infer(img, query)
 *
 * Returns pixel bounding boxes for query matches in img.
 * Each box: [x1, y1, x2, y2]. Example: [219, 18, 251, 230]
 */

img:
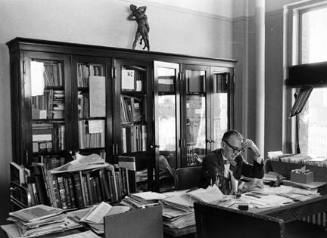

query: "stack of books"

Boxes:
[6, 204, 80, 238]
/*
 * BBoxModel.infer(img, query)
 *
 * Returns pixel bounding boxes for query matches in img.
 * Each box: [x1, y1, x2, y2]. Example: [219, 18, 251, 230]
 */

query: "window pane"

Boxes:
[299, 88, 327, 158]
[298, 6, 327, 159]
[301, 7, 327, 64]
[212, 93, 228, 150]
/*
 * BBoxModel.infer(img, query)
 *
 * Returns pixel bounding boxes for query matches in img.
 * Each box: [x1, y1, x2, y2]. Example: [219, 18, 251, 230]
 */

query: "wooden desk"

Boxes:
[194, 197, 327, 238]
[260, 194, 327, 222]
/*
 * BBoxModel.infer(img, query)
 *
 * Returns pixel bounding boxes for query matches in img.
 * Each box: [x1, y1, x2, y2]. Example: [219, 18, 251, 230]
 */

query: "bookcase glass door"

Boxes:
[74, 59, 108, 159]
[115, 59, 152, 191]
[183, 67, 209, 167]
[26, 53, 70, 166]
[154, 61, 180, 191]
[210, 68, 231, 151]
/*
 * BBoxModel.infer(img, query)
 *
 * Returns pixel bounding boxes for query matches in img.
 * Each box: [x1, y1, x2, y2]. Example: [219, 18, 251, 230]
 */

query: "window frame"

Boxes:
[284, 0, 327, 154]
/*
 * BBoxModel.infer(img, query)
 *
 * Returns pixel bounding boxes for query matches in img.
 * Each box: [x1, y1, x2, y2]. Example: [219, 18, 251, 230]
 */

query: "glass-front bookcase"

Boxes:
[114, 59, 152, 191]
[154, 61, 180, 191]
[24, 52, 71, 167]
[182, 65, 210, 167]
[72, 57, 112, 160]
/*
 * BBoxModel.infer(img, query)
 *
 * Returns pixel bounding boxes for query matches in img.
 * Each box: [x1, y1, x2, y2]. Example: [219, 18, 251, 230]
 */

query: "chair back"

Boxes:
[175, 166, 202, 189]
[194, 202, 282, 238]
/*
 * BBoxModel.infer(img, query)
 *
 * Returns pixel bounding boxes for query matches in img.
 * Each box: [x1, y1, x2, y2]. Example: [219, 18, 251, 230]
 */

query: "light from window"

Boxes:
[299, 6, 327, 159]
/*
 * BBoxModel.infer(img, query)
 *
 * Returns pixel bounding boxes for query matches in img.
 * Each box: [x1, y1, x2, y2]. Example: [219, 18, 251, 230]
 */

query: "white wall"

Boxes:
[0, 0, 234, 224]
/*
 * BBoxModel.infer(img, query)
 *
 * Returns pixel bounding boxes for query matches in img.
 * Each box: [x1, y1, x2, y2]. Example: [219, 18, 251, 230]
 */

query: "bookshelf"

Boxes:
[7, 38, 235, 206]
[72, 57, 111, 159]
[114, 60, 152, 191]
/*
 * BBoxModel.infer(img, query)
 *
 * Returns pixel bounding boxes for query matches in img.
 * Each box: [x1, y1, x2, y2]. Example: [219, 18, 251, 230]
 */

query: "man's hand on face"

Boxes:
[241, 139, 262, 163]
[241, 139, 255, 150]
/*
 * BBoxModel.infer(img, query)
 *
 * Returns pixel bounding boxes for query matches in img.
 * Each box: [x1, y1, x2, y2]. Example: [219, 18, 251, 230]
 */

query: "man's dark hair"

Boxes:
[222, 130, 243, 142]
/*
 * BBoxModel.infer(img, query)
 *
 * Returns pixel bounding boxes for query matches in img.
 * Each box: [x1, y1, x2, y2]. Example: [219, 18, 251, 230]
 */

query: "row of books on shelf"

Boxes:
[11, 154, 139, 211]
[120, 96, 143, 123]
[32, 90, 64, 119]
[78, 120, 105, 149]
[32, 123, 65, 152]
[121, 125, 147, 153]
[43, 62, 63, 87]
[78, 91, 89, 118]
[77, 63, 104, 88]
[44, 167, 132, 209]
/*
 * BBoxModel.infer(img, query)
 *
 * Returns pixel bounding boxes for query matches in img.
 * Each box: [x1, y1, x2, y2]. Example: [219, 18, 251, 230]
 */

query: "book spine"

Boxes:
[67, 176, 76, 208]
[52, 175, 62, 208]
[73, 173, 84, 208]
[99, 169, 110, 201]
[85, 172, 93, 205]
[81, 173, 89, 206]
[63, 176, 72, 209]
[57, 176, 67, 209]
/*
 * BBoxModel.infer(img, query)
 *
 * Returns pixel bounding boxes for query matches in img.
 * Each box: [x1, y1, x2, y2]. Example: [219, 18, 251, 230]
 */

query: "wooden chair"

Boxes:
[194, 202, 327, 238]
[175, 166, 202, 190]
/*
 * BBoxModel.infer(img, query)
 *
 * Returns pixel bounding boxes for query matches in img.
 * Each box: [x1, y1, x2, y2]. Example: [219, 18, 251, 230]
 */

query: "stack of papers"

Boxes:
[51, 153, 112, 174]
[161, 190, 195, 229]
[6, 204, 81, 237]
[163, 193, 194, 211]
[80, 202, 130, 234]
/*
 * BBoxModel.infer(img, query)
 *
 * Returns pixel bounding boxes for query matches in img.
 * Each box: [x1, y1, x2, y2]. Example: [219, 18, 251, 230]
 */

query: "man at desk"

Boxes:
[200, 130, 264, 194]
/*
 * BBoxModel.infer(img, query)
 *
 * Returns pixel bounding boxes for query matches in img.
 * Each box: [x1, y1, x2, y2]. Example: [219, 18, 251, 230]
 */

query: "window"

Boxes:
[297, 5, 327, 158]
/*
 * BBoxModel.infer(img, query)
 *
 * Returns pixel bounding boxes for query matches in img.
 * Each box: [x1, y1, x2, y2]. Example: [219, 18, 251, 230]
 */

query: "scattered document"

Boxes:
[89, 76, 106, 117]
[81, 202, 112, 224]
[186, 185, 224, 204]
[132, 191, 167, 201]
[80, 202, 130, 234]
[267, 151, 283, 160]
[88, 120, 105, 134]
[31, 61, 45, 96]
[50, 153, 112, 173]
[122, 69, 135, 90]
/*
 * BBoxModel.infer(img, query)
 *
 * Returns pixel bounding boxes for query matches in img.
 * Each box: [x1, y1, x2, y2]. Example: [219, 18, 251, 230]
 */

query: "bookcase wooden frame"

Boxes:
[7, 37, 236, 196]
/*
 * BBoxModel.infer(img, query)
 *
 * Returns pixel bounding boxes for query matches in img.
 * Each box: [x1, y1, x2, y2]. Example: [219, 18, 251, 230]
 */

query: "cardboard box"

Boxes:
[290, 170, 313, 184]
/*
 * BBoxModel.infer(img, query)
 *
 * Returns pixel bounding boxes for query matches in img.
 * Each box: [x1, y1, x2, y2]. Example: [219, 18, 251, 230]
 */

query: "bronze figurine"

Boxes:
[128, 4, 150, 51]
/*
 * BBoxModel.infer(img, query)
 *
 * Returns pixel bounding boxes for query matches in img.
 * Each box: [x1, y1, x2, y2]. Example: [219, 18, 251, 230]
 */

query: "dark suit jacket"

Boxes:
[200, 149, 264, 193]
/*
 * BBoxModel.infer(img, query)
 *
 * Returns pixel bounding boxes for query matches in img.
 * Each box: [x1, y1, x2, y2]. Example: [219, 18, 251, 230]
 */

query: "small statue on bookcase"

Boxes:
[128, 4, 150, 51]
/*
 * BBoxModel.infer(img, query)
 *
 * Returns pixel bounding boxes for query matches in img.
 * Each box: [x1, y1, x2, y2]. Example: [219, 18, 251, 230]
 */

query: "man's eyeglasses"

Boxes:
[223, 139, 244, 154]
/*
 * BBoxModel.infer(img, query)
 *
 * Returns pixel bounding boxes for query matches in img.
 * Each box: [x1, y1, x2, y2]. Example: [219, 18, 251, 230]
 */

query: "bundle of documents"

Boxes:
[79, 202, 130, 234]
[121, 191, 166, 208]
[162, 192, 194, 211]
[161, 190, 195, 229]
[6, 204, 81, 237]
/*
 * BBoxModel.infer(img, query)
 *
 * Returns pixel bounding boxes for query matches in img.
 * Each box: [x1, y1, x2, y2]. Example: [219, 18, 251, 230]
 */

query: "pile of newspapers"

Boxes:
[7, 204, 81, 237]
